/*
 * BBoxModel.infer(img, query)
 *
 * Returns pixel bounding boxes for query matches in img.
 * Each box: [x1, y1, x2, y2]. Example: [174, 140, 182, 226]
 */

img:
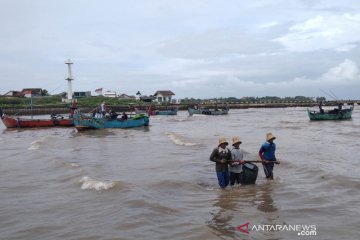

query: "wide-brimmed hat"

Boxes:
[218, 137, 228, 146]
[232, 137, 242, 145]
[266, 132, 276, 141]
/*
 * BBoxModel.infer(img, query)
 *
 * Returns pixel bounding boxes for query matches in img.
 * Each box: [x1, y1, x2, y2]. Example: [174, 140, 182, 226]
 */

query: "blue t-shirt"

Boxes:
[259, 142, 276, 161]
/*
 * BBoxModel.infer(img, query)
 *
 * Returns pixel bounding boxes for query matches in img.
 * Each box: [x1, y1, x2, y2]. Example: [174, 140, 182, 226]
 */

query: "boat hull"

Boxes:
[153, 109, 178, 115]
[135, 108, 178, 116]
[188, 108, 229, 115]
[307, 107, 353, 120]
[1, 115, 74, 128]
[74, 112, 149, 129]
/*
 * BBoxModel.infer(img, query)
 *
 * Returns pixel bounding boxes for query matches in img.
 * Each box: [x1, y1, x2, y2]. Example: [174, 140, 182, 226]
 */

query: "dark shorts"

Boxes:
[230, 172, 243, 185]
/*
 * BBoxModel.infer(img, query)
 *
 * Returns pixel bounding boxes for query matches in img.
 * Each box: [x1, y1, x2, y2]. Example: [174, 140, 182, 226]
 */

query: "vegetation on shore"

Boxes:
[0, 96, 141, 108]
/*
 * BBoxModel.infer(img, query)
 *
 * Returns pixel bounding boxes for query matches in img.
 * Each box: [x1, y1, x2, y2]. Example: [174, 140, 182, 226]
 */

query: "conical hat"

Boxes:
[218, 137, 228, 146]
[266, 132, 276, 141]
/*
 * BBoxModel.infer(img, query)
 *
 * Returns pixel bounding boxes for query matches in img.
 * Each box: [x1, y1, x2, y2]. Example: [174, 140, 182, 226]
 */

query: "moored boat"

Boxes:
[73, 111, 149, 130]
[0, 113, 74, 128]
[188, 107, 229, 115]
[0, 107, 75, 128]
[134, 105, 178, 116]
[151, 107, 178, 115]
[307, 105, 354, 120]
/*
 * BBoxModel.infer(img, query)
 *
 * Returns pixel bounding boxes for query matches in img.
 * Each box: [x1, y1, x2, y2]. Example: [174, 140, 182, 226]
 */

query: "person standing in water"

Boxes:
[210, 138, 232, 189]
[259, 132, 279, 180]
[229, 137, 245, 186]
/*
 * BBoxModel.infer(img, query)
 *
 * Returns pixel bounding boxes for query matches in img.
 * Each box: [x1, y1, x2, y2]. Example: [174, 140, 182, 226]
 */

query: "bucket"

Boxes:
[242, 163, 258, 185]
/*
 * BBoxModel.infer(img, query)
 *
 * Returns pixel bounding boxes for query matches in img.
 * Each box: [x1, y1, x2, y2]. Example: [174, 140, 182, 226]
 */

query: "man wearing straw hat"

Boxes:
[259, 132, 279, 180]
[210, 137, 232, 188]
[229, 137, 245, 186]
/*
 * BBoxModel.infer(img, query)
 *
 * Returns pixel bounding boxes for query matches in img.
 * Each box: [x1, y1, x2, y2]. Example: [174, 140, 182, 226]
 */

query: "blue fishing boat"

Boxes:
[307, 105, 354, 121]
[135, 106, 178, 116]
[73, 111, 149, 130]
[152, 108, 178, 115]
[188, 107, 229, 115]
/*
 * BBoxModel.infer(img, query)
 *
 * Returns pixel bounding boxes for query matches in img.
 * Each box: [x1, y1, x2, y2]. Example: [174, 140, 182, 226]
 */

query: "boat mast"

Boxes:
[65, 59, 74, 102]
[30, 96, 33, 120]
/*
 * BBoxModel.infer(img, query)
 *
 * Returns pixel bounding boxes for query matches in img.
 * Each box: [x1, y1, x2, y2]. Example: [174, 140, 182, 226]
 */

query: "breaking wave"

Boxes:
[169, 116, 190, 122]
[57, 161, 81, 168]
[80, 176, 117, 191]
[165, 132, 201, 146]
[28, 137, 49, 150]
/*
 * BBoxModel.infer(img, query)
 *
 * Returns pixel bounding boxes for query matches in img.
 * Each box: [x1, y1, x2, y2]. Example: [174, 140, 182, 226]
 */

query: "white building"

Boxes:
[73, 91, 91, 98]
[153, 90, 175, 103]
[135, 91, 142, 100]
[104, 91, 117, 98]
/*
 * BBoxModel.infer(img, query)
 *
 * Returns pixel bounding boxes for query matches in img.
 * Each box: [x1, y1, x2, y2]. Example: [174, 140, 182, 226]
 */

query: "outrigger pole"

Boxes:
[227, 160, 280, 164]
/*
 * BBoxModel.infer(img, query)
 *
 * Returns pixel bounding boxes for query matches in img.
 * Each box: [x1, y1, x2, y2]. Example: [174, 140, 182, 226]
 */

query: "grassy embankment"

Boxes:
[0, 96, 141, 108]
[0, 96, 146, 115]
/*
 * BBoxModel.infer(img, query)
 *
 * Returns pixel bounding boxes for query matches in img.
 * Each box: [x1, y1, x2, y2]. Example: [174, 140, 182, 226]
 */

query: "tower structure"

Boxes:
[65, 59, 74, 101]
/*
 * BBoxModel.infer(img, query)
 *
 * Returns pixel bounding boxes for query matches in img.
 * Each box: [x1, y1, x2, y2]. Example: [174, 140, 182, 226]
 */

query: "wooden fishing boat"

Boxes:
[0, 114, 73, 128]
[0, 108, 74, 128]
[134, 106, 178, 116]
[73, 111, 149, 130]
[188, 107, 229, 115]
[307, 105, 354, 120]
[151, 108, 178, 115]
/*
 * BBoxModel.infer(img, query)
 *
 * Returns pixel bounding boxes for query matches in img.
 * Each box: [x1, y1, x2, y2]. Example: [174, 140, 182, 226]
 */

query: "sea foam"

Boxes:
[165, 132, 200, 146]
[79, 176, 116, 191]
[28, 137, 49, 150]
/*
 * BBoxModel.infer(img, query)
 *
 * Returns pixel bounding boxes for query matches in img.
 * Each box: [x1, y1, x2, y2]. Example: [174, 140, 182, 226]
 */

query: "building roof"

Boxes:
[4, 90, 20, 94]
[153, 90, 175, 96]
[119, 93, 130, 97]
[3, 90, 23, 97]
[21, 88, 42, 95]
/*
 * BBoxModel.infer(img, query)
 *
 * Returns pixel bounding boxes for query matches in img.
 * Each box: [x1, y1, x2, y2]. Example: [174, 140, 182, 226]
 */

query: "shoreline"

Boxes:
[1, 101, 358, 116]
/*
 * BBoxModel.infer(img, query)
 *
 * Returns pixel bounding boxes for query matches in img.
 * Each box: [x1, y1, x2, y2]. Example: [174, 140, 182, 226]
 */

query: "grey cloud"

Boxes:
[156, 29, 283, 59]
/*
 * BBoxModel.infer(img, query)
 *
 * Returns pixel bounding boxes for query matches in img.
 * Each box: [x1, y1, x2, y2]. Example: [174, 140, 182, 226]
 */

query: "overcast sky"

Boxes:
[1, 0, 360, 99]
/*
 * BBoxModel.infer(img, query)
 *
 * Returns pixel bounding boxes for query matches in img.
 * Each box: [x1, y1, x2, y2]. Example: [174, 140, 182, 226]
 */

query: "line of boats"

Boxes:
[0, 103, 355, 130]
[0, 103, 228, 130]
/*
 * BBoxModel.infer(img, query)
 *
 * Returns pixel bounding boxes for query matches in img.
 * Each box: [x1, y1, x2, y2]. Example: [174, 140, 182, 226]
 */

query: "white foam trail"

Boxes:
[28, 137, 48, 150]
[192, 114, 206, 118]
[56, 160, 81, 168]
[177, 118, 189, 122]
[165, 132, 200, 146]
[80, 176, 116, 191]
[150, 117, 162, 120]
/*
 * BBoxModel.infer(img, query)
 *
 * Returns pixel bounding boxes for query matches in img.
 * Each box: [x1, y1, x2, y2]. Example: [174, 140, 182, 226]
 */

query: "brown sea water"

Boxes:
[0, 107, 359, 240]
